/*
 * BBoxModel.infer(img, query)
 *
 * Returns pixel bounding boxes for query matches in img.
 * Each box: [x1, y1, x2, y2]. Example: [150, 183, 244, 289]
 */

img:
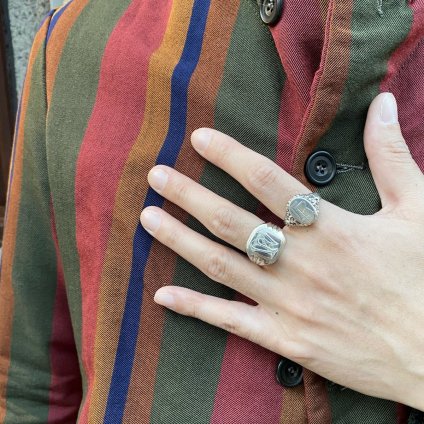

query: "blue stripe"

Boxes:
[103, 0, 212, 422]
[46, 0, 73, 42]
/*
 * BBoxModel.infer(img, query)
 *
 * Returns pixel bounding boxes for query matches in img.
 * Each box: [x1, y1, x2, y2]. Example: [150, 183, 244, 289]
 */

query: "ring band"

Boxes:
[246, 222, 286, 266]
[285, 193, 321, 227]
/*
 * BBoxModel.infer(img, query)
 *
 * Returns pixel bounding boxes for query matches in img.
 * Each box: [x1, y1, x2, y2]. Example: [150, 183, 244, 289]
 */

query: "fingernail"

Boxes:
[380, 93, 398, 124]
[154, 290, 175, 308]
[149, 168, 168, 192]
[192, 128, 212, 153]
[140, 209, 161, 234]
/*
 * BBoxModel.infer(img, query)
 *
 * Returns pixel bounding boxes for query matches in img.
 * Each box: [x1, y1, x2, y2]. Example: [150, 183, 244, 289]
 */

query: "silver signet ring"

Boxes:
[246, 222, 286, 266]
[285, 193, 321, 227]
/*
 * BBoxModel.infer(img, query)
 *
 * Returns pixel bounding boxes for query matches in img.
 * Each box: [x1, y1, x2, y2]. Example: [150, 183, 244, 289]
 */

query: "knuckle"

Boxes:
[163, 225, 180, 248]
[189, 296, 203, 320]
[204, 247, 232, 282]
[383, 137, 412, 161]
[247, 161, 278, 195]
[275, 336, 313, 365]
[172, 179, 190, 204]
[210, 206, 237, 240]
[286, 300, 316, 325]
[213, 136, 233, 164]
[321, 216, 358, 251]
[290, 346, 314, 366]
[220, 312, 241, 335]
[301, 261, 342, 298]
[326, 224, 349, 249]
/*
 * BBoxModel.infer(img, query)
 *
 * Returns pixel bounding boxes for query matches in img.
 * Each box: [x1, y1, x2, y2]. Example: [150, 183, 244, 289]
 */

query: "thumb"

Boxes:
[364, 92, 423, 210]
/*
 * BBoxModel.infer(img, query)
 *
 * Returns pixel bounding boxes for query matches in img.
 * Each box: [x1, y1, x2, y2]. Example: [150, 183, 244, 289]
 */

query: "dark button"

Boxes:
[260, 0, 283, 25]
[276, 357, 303, 387]
[305, 150, 337, 187]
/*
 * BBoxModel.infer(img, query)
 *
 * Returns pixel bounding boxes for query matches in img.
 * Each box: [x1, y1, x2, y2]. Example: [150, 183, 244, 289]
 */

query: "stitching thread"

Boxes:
[336, 162, 366, 174]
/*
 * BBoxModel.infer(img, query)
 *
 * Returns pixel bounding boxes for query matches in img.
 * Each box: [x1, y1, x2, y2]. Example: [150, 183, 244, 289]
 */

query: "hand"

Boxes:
[139, 92, 424, 410]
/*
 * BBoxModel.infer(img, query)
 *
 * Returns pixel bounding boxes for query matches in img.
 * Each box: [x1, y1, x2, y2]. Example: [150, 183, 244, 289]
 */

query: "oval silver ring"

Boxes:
[246, 222, 286, 266]
[285, 193, 321, 227]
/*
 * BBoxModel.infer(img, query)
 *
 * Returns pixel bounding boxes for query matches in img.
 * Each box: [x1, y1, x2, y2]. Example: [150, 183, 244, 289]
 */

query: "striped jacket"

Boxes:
[1, 0, 424, 422]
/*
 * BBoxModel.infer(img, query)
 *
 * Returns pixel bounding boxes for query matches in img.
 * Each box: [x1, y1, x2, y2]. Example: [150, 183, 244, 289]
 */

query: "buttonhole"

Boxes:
[336, 162, 366, 174]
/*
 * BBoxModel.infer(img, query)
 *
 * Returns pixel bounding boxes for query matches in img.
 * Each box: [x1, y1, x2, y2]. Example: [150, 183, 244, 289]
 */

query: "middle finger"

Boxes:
[190, 128, 312, 220]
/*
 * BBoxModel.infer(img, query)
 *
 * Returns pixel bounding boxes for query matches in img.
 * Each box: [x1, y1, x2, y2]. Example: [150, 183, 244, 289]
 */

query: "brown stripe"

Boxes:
[303, 369, 332, 424]
[123, 1, 240, 422]
[291, 0, 353, 186]
[280, 385, 308, 424]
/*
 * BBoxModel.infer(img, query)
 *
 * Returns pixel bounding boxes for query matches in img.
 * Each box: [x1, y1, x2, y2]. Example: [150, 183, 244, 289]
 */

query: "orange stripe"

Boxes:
[0, 19, 50, 422]
[86, 2, 194, 422]
[280, 386, 308, 424]
[46, 0, 90, 107]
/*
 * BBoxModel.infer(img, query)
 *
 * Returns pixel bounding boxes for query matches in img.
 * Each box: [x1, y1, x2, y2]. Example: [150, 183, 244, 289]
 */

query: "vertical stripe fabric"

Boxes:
[1, 0, 424, 422]
[46, 0, 73, 41]
[103, 0, 212, 420]
[46, 0, 90, 106]
[46, 0, 133, 413]
[73, 1, 173, 423]
[86, 1, 195, 421]
[208, 1, 286, 422]
[1, 11, 59, 423]
[123, 0, 239, 421]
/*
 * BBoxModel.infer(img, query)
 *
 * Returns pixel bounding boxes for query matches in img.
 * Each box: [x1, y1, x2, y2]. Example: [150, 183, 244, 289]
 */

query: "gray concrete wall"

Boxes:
[1, 0, 64, 116]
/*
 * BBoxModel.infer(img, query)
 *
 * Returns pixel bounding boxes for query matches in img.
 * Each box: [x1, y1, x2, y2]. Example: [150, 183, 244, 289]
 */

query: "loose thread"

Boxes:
[377, 0, 384, 16]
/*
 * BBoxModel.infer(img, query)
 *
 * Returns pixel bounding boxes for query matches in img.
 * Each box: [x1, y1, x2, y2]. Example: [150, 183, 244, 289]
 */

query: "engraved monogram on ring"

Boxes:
[246, 223, 286, 266]
[285, 193, 321, 227]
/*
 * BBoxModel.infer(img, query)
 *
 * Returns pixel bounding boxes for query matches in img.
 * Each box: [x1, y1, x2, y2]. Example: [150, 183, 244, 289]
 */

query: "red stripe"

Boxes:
[48, 201, 82, 423]
[276, 80, 306, 174]
[270, 0, 325, 110]
[271, 0, 329, 178]
[274, 0, 354, 186]
[73, 0, 171, 420]
[381, 0, 424, 171]
[210, 294, 283, 424]
[271, 0, 325, 177]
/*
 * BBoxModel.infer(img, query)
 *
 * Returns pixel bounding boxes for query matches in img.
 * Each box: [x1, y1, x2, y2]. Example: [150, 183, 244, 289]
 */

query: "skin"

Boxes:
[139, 92, 424, 410]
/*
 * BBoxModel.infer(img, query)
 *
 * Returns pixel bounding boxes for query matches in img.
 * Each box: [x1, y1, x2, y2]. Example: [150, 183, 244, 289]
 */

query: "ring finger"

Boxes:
[139, 205, 272, 302]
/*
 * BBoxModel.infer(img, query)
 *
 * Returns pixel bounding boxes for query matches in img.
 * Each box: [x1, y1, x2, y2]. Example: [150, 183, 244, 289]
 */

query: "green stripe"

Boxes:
[316, 0, 413, 422]
[327, 382, 400, 424]
[5, 32, 56, 423]
[46, 0, 132, 392]
[150, 1, 285, 422]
